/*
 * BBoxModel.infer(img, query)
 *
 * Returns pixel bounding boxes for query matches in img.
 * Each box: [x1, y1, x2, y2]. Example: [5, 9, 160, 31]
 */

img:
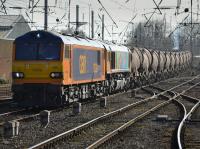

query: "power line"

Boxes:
[97, 0, 118, 28]
[119, 14, 137, 43]
[98, 14, 111, 37]
[144, 0, 163, 27]
[0, 0, 7, 14]
[110, 0, 133, 11]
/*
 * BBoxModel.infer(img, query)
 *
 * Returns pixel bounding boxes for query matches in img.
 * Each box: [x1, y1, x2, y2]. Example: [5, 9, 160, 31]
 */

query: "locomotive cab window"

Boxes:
[15, 43, 61, 60]
[38, 43, 61, 60]
[15, 43, 37, 60]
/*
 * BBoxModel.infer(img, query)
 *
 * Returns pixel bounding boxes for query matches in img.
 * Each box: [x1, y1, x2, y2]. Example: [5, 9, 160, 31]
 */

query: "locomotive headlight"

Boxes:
[12, 72, 24, 79]
[50, 72, 63, 79]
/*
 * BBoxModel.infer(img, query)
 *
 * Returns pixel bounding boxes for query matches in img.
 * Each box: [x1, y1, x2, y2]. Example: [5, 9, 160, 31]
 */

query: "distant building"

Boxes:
[0, 15, 31, 39]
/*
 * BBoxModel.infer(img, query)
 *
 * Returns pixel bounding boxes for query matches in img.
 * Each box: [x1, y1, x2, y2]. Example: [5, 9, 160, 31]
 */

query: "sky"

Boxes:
[1, 0, 199, 42]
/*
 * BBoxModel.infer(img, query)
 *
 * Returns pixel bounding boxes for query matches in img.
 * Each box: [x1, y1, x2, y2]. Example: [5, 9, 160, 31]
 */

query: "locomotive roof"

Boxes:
[15, 30, 130, 52]
[96, 40, 130, 53]
[55, 31, 130, 52]
[47, 30, 108, 49]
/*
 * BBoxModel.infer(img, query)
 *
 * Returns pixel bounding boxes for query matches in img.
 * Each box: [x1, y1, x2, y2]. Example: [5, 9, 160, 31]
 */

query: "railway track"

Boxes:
[0, 88, 151, 127]
[0, 74, 195, 125]
[146, 85, 199, 113]
[0, 76, 175, 128]
[27, 75, 200, 149]
[95, 99, 185, 149]
[0, 85, 153, 148]
[0, 108, 42, 124]
[142, 83, 200, 149]
[178, 100, 200, 149]
[85, 80, 200, 149]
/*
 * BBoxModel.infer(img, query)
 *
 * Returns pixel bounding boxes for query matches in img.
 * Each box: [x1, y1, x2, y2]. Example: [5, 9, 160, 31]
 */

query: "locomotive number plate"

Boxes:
[79, 55, 87, 74]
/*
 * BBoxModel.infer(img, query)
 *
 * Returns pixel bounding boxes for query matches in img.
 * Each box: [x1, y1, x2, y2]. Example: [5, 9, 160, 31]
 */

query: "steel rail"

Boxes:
[149, 85, 200, 103]
[0, 113, 41, 126]
[28, 75, 200, 149]
[0, 81, 156, 127]
[177, 101, 200, 149]
[0, 109, 26, 117]
[86, 97, 178, 149]
[28, 96, 157, 149]
[142, 87, 187, 118]
[180, 94, 200, 102]
[0, 76, 181, 142]
[142, 75, 200, 99]
[86, 82, 200, 149]
[145, 83, 200, 149]
[0, 82, 152, 127]
[0, 76, 194, 124]
[173, 98, 187, 117]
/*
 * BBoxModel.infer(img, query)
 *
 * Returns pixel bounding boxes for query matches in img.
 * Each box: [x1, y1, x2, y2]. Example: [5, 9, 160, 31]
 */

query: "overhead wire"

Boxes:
[97, 0, 118, 28]
[144, 0, 163, 27]
[119, 14, 137, 42]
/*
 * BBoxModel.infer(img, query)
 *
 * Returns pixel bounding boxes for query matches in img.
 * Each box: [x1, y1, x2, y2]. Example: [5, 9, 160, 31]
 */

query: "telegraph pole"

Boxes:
[32, 0, 34, 23]
[76, 5, 79, 32]
[88, 3, 91, 37]
[0, 0, 7, 14]
[102, 14, 104, 40]
[91, 10, 94, 38]
[68, 0, 71, 28]
[31, 0, 34, 28]
[44, 0, 48, 30]
[112, 25, 113, 42]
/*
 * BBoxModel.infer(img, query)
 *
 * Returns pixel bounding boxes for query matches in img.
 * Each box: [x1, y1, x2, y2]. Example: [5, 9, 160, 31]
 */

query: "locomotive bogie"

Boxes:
[12, 84, 62, 107]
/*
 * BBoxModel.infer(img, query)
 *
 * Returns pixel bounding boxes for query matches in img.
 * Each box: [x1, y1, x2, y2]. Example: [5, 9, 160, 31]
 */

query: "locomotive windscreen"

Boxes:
[15, 43, 61, 60]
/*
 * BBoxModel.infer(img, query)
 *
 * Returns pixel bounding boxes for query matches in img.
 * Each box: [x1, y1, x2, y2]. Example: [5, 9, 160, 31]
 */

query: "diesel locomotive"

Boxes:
[12, 30, 191, 107]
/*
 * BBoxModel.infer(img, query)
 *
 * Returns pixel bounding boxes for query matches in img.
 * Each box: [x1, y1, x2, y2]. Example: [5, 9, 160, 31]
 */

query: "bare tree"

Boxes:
[126, 20, 173, 51]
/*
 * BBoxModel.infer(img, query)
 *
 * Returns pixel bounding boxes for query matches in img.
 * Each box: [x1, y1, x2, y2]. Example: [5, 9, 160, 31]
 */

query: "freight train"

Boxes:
[12, 30, 192, 107]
